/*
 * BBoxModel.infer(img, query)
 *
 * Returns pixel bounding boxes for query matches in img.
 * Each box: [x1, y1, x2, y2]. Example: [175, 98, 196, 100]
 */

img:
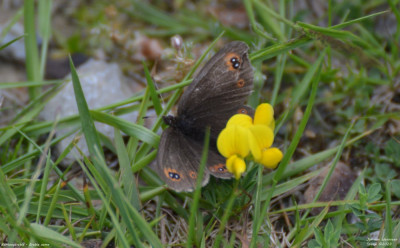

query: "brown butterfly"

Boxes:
[156, 41, 254, 192]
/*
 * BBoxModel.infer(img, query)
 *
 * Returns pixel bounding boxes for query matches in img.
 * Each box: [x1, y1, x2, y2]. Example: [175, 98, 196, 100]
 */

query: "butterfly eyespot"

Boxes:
[230, 58, 240, 69]
[238, 108, 248, 114]
[189, 171, 197, 179]
[236, 79, 245, 88]
[164, 168, 182, 181]
[225, 52, 241, 71]
[209, 163, 227, 173]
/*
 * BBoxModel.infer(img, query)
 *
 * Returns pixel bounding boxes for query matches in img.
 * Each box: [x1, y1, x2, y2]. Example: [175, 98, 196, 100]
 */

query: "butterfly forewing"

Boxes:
[177, 41, 253, 139]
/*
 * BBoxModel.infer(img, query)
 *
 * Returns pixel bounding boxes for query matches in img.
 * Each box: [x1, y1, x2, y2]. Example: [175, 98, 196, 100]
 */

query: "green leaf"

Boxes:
[367, 183, 382, 203]
[324, 220, 334, 242]
[313, 227, 324, 246]
[391, 179, 400, 198]
[384, 139, 400, 167]
[375, 163, 397, 182]
[308, 239, 321, 248]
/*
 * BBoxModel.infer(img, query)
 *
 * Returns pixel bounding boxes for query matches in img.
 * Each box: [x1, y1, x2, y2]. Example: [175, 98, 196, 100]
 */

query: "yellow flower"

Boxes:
[226, 154, 246, 179]
[248, 124, 274, 161]
[226, 114, 253, 128]
[258, 147, 283, 169]
[253, 103, 275, 130]
[217, 124, 251, 179]
[247, 103, 282, 168]
[217, 103, 283, 179]
[217, 124, 250, 158]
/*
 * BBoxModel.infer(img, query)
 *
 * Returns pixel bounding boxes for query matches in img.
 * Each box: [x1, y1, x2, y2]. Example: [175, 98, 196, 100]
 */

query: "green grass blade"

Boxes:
[250, 49, 326, 248]
[44, 180, 61, 226]
[0, 167, 19, 216]
[129, 0, 187, 32]
[0, 6, 23, 43]
[267, 169, 322, 199]
[61, 203, 77, 241]
[270, 53, 287, 106]
[249, 36, 310, 62]
[114, 128, 141, 210]
[36, 150, 52, 223]
[2, 127, 76, 173]
[243, 0, 274, 40]
[127, 83, 150, 162]
[252, 0, 288, 41]
[301, 120, 355, 221]
[291, 206, 329, 248]
[16, 125, 56, 225]
[0, 35, 25, 50]
[0, 80, 62, 89]
[24, 0, 41, 98]
[187, 129, 210, 248]
[125, 198, 163, 248]
[0, 82, 66, 146]
[212, 180, 239, 248]
[90, 110, 159, 147]
[331, 10, 390, 30]
[142, 62, 162, 116]
[76, 156, 131, 247]
[262, 129, 374, 186]
[38, 0, 52, 79]
[392, 221, 400, 248]
[69, 55, 105, 160]
[132, 150, 157, 173]
[31, 223, 82, 248]
[385, 180, 393, 242]
[82, 140, 162, 247]
[0, 100, 47, 146]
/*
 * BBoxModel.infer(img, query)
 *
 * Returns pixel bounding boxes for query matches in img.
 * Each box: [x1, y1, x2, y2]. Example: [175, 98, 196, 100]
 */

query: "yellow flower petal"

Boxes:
[226, 155, 246, 179]
[247, 130, 261, 160]
[250, 125, 274, 148]
[254, 103, 275, 130]
[226, 114, 253, 128]
[217, 125, 250, 158]
[258, 147, 283, 169]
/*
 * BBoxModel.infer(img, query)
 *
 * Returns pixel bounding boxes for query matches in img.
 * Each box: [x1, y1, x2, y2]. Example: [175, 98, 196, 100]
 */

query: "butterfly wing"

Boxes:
[206, 147, 232, 179]
[156, 127, 211, 192]
[177, 41, 254, 139]
[156, 105, 255, 190]
[156, 42, 255, 191]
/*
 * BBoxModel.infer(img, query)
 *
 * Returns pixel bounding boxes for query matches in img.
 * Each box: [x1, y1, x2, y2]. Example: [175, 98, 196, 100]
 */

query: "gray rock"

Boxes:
[40, 59, 148, 165]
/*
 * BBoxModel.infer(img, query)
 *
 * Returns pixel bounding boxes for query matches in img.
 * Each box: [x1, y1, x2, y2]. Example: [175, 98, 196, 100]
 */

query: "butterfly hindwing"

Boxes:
[156, 127, 211, 192]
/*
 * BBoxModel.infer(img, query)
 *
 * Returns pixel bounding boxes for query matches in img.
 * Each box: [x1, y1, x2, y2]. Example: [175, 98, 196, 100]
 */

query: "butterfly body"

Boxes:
[162, 115, 204, 142]
[156, 41, 254, 192]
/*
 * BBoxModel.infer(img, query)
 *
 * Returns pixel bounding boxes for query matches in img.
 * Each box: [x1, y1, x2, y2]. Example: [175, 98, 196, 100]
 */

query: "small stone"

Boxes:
[40, 59, 152, 165]
[303, 162, 356, 215]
